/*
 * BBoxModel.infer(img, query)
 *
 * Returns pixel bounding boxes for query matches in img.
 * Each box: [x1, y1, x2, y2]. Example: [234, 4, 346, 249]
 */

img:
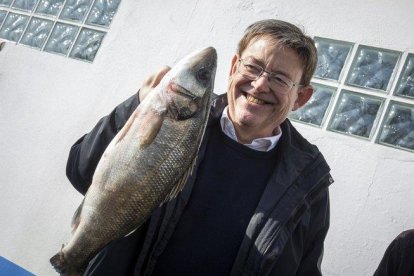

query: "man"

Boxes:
[374, 229, 414, 276]
[66, 19, 333, 275]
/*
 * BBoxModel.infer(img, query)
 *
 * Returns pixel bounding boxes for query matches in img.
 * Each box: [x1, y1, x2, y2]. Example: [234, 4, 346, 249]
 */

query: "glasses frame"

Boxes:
[237, 58, 303, 93]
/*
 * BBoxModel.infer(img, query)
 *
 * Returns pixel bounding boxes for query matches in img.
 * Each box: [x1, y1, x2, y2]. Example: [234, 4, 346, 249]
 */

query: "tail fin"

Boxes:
[50, 249, 65, 274]
[50, 248, 84, 276]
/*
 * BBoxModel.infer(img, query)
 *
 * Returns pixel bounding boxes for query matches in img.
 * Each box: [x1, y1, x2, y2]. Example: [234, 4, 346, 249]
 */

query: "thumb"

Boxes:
[144, 65, 171, 88]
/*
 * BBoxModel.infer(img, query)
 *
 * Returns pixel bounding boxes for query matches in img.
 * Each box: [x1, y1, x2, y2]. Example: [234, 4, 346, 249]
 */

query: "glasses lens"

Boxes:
[238, 59, 295, 94]
[238, 60, 261, 80]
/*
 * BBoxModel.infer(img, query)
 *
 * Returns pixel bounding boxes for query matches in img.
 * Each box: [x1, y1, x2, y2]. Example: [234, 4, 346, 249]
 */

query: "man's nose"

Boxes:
[252, 72, 271, 92]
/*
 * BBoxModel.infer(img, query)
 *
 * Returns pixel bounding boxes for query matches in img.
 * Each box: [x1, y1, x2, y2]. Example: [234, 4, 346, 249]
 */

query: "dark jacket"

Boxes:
[66, 93, 333, 276]
[374, 229, 414, 276]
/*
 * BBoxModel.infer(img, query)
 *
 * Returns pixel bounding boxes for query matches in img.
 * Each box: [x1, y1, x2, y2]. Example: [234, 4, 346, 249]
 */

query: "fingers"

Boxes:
[144, 65, 171, 88]
[139, 65, 171, 102]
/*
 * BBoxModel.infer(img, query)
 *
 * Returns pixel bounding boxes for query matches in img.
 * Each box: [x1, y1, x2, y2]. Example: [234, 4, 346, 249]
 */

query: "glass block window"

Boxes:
[289, 83, 336, 127]
[0, 0, 12, 8]
[69, 28, 105, 62]
[378, 102, 414, 152]
[328, 91, 384, 139]
[59, 0, 94, 22]
[20, 17, 53, 48]
[0, 10, 6, 24]
[35, 0, 65, 17]
[0, 12, 29, 42]
[86, 0, 121, 27]
[314, 37, 353, 81]
[12, 0, 38, 12]
[290, 36, 414, 153]
[346, 46, 401, 92]
[0, 0, 121, 62]
[394, 54, 414, 99]
[44, 22, 78, 55]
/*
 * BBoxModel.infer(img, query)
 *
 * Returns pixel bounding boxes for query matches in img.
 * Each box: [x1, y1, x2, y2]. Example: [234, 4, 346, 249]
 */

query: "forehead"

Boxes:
[242, 37, 303, 74]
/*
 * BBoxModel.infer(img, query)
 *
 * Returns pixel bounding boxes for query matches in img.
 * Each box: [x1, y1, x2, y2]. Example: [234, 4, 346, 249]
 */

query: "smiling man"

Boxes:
[66, 19, 334, 275]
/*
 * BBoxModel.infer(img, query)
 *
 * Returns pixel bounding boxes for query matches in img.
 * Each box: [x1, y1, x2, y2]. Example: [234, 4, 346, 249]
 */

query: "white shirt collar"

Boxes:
[219, 106, 282, 152]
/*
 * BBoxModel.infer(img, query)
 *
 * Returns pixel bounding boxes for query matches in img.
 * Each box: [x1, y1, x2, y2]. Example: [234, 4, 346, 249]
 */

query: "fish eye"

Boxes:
[196, 67, 212, 83]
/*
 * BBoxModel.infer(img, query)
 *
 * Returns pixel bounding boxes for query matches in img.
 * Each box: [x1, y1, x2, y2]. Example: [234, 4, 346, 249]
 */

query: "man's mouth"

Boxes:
[244, 93, 270, 105]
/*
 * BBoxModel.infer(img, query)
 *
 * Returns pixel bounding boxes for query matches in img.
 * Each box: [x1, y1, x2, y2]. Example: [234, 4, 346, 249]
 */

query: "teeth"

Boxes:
[246, 94, 265, 105]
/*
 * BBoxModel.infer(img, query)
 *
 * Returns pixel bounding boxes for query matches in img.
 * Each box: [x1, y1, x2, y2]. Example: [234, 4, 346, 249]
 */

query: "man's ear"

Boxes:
[229, 54, 239, 77]
[292, 85, 313, 111]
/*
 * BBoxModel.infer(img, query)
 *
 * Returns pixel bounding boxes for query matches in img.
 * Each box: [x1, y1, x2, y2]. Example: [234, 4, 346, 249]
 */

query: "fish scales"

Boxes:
[50, 47, 217, 275]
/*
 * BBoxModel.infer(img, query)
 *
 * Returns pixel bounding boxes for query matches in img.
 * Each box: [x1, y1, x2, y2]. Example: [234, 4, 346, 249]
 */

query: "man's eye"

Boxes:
[272, 75, 289, 86]
[245, 64, 261, 73]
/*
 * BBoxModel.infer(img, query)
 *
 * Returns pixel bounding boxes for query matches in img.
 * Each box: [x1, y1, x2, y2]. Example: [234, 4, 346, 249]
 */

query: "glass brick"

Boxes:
[20, 17, 53, 48]
[86, 0, 121, 27]
[314, 37, 353, 81]
[289, 83, 335, 127]
[43, 22, 78, 55]
[378, 102, 414, 152]
[0, 12, 29, 42]
[0, 10, 7, 25]
[59, 0, 93, 22]
[35, 0, 65, 16]
[69, 27, 104, 62]
[0, 0, 13, 7]
[328, 90, 384, 138]
[346, 45, 401, 92]
[12, 0, 38, 11]
[394, 54, 414, 99]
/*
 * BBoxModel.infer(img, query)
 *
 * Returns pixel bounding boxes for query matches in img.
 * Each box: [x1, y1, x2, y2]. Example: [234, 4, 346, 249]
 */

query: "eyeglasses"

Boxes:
[238, 58, 302, 94]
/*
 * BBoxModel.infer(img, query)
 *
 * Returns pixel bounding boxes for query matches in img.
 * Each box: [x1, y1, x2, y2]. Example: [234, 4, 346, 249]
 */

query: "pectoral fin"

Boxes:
[116, 106, 165, 148]
[136, 109, 164, 148]
[116, 108, 139, 144]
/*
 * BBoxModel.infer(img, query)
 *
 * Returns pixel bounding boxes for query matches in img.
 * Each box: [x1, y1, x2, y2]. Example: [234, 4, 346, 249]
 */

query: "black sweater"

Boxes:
[153, 123, 278, 275]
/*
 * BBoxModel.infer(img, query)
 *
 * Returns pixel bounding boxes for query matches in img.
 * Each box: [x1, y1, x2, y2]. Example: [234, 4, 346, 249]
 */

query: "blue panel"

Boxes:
[0, 256, 34, 276]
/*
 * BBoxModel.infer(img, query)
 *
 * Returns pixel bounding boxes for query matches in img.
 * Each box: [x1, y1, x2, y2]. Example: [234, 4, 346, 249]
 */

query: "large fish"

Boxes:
[50, 47, 217, 275]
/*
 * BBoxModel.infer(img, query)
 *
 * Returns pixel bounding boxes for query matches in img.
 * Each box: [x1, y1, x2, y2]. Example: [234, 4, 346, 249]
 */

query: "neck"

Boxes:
[234, 124, 280, 144]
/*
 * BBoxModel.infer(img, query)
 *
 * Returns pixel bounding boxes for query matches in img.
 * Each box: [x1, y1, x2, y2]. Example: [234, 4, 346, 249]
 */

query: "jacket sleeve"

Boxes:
[296, 187, 330, 276]
[66, 93, 140, 195]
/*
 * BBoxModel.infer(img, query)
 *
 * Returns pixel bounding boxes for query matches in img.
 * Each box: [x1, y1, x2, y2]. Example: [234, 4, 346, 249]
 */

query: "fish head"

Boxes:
[159, 47, 217, 120]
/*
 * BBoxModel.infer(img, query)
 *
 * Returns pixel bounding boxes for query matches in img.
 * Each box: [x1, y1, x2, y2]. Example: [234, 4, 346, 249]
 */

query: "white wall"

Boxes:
[1, 0, 413, 275]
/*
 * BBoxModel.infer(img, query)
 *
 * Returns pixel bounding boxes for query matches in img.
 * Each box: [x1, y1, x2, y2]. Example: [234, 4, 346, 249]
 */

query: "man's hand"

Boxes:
[139, 66, 171, 102]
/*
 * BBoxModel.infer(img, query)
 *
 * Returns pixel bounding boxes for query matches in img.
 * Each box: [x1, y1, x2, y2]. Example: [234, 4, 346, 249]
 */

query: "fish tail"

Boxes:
[50, 245, 67, 274]
[50, 245, 84, 276]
